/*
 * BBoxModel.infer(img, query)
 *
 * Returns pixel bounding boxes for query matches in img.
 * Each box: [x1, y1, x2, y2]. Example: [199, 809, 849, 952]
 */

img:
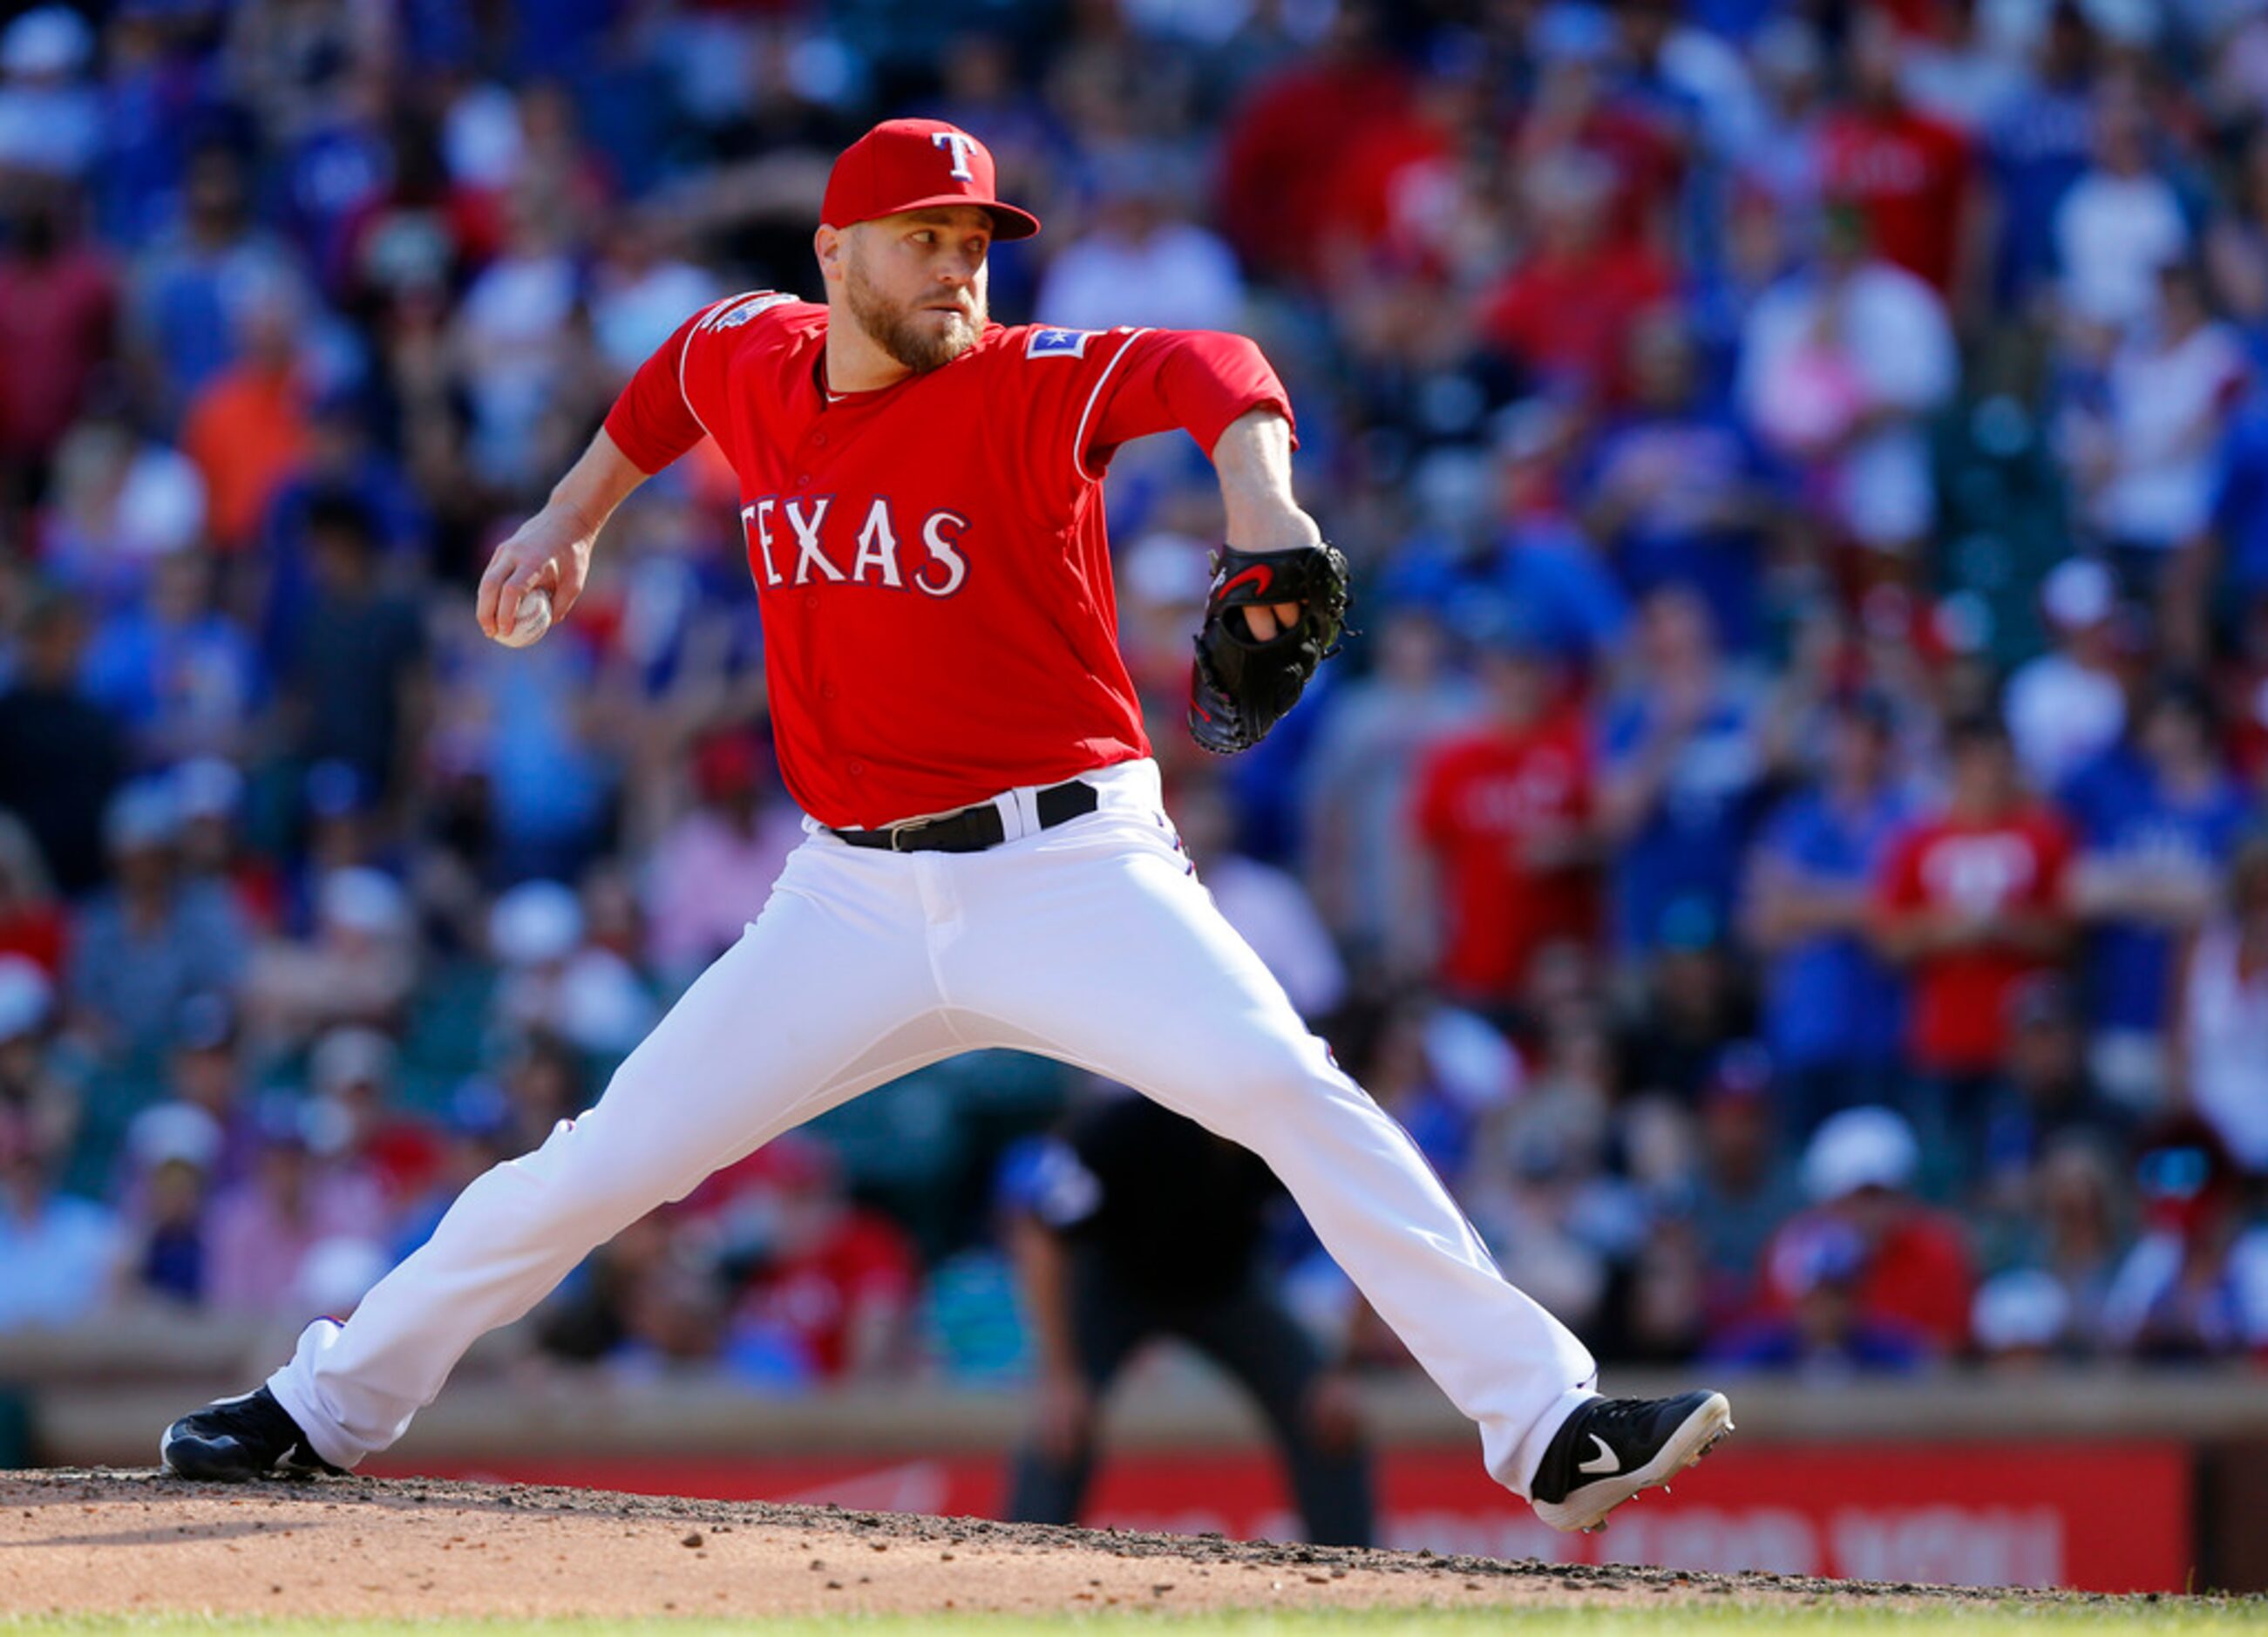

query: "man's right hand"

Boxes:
[476, 426, 652, 642]
[477, 506, 596, 643]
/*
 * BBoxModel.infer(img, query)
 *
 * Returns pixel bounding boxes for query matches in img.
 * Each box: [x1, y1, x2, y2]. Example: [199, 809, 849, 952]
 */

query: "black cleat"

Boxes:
[159, 1387, 343, 1483]
[1529, 1389, 1734, 1533]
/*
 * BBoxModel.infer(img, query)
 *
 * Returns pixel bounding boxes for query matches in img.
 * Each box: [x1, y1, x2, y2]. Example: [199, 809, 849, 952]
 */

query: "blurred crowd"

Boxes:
[3, 0, 2268, 1394]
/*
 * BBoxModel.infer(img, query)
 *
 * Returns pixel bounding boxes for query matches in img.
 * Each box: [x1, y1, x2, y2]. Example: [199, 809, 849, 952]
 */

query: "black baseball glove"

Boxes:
[1187, 541, 1352, 755]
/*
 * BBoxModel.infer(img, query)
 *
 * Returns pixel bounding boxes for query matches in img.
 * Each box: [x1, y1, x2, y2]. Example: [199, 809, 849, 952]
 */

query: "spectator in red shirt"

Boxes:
[0, 187, 115, 495]
[1513, 14, 1687, 250]
[0, 813, 66, 980]
[716, 1134, 920, 1384]
[1874, 714, 2074, 1187]
[1319, 68, 1478, 281]
[2102, 1116, 2268, 1360]
[1409, 615, 1599, 1009]
[1477, 147, 1675, 404]
[1753, 1104, 1975, 1355]
[1816, 12, 1976, 303]
[1214, 10, 1410, 287]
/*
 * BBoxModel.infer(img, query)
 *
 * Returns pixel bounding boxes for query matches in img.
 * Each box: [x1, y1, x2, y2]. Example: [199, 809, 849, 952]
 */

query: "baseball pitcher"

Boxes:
[161, 119, 1730, 1535]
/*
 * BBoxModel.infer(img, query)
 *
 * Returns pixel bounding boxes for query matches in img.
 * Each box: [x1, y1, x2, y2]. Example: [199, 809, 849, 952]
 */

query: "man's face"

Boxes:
[1483, 649, 1549, 724]
[1952, 735, 2015, 811]
[838, 207, 993, 374]
[2141, 697, 2206, 771]
[2010, 1018, 2081, 1094]
[1827, 712, 1889, 789]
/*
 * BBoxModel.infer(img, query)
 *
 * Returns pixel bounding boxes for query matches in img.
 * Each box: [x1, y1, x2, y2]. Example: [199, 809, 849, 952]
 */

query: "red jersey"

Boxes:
[0, 245, 114, 459]
[1477, 243, 1675, 401]
[604, 295, 1292, 828]
[735, 1208, 919, 1380]
[1763, 1206, 1973, 1354]
[1818, 107, 1972, 294]
[1877, 806, 2072, 1073]
[1217, 58, 1411, 283]
[1412, 711, 1598, 1001]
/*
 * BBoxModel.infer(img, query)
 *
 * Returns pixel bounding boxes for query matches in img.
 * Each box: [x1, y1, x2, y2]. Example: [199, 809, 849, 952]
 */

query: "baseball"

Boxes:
[496, 587, 553, 649]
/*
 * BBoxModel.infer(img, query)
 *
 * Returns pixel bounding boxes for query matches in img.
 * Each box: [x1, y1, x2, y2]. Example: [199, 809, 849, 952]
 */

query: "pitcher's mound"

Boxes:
[2, 1467, 2053, 1619]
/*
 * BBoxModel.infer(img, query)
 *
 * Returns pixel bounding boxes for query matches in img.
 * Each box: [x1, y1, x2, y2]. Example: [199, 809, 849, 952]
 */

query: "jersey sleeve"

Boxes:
[1080, 328, 1296, 472]
[602, 305, 712, 474]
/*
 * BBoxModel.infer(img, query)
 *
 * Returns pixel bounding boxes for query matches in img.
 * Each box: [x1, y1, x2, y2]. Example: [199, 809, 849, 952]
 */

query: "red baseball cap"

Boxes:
[820, 118, 1042, 241]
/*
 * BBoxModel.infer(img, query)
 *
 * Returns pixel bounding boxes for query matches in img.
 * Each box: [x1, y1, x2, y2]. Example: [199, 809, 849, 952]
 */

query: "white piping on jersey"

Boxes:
[1072, 327, 1153, 486]
[676, 289, 771, 446]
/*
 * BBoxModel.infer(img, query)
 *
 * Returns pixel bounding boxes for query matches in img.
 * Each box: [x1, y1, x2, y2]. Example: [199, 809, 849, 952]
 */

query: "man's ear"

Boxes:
[814, 224, 846, 287]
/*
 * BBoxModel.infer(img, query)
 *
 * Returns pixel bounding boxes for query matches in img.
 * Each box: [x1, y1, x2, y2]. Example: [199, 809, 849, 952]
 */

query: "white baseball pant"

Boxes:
[268, 758, 1599, 1497]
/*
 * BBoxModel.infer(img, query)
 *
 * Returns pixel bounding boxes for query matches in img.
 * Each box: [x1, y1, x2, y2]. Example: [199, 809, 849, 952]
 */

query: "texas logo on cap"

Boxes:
[821, 118, 1042, 241]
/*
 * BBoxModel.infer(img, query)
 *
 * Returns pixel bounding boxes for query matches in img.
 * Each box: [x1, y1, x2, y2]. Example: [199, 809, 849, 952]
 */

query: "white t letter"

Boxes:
[744, 499, 784, 588]
[930, 130, 979, 181]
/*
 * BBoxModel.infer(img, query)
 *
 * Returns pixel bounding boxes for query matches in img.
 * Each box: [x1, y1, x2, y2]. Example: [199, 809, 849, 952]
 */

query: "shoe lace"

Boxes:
[1582, 1396, 1672, 1445]
[209, 1393, 295, 1448]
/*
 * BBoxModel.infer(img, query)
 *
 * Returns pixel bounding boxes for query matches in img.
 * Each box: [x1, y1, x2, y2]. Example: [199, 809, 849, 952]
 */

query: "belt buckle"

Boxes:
[885, 817, 931, 852]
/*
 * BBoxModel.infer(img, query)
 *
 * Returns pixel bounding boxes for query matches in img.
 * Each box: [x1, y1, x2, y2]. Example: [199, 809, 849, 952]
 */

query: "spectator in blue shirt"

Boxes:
[79, 546, 264, 768]
[2061, 678, 2251, 1105]
[0, 1099, 119, 1331]
[66, 781, 248, 1066]
[256, 392, 431, 677]
[1982, 3, 2098, 314]
[1486, 403, 1633, 668]
[1600, 587, 1773, 956]
[2206, 385, 2268, 618]
[1581, 310, 1778, 654]
[125, 141, 305, 425]
[1741, 691, 1912, 1137]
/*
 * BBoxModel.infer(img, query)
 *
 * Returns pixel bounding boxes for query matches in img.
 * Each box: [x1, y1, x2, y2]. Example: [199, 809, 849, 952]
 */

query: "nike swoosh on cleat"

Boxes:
[1578, 1434, 1621, 1476]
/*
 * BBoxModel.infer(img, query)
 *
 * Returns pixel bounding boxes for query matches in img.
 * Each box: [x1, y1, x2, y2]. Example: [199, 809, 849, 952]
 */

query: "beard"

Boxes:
[844, 255, 987, 374]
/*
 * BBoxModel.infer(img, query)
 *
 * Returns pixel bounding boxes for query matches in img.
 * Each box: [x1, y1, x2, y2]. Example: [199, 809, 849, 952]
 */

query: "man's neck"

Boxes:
[822, 317, 913, 397]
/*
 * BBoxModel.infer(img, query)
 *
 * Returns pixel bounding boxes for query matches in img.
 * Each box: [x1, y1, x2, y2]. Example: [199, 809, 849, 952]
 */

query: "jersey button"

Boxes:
[812, 431, 828, 446]
[847, 759, 865, 777]
[794, 474, 811, 487]
[821, 683, 838, 700]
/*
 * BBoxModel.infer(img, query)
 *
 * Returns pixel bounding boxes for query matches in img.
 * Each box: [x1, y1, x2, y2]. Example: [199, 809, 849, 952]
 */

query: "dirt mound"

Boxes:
[2, 1468, 2064, 1619]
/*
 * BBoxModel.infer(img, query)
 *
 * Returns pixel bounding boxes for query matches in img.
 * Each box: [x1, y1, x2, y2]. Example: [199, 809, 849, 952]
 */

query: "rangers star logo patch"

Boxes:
[1026, 327, 1092, 359]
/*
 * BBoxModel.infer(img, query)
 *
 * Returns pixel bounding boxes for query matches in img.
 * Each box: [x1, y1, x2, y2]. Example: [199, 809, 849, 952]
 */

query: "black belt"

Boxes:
[833, 779, 1098, 852]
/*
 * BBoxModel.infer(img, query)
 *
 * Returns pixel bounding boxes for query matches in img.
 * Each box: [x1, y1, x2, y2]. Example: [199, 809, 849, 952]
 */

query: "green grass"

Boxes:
[3, 1607, 2264, 1635]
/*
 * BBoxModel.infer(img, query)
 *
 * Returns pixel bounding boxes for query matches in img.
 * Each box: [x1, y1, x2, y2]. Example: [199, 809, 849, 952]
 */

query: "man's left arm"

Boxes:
[1077, 327, 1350, 751]
[1190, 403, 1352, 752]
[1081, 329, 1319, 601]
[1211, 408, 1320, 639]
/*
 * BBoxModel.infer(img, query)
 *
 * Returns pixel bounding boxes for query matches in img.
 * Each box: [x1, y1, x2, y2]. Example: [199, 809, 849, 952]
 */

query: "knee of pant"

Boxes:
[497, 1117, 678, 1237]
